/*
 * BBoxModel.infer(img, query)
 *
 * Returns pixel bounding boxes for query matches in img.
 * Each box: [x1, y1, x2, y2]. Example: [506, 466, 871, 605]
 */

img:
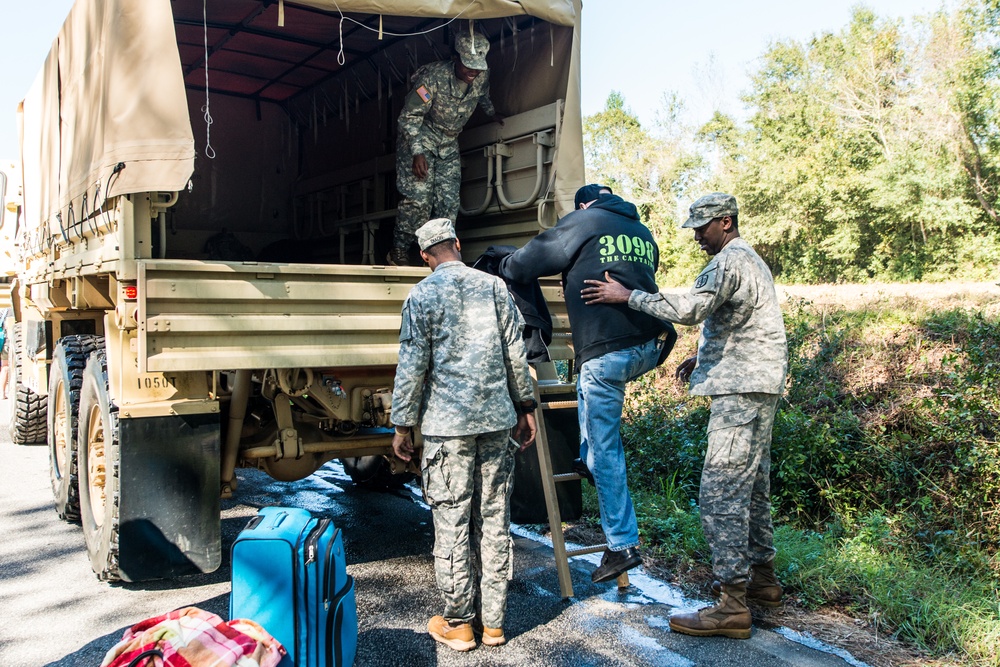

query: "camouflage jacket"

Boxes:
[391, 261, 534, 436]
[628, 238, 788, 396]
[397, 60, 495, 159]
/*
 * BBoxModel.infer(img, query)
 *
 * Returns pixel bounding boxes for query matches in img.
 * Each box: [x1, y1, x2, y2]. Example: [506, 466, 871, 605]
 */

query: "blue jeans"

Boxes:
[577, 338, 660, 551]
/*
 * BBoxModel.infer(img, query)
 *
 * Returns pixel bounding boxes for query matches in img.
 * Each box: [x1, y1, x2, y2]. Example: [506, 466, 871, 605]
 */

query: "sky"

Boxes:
[578, 0, 950, 127]
[0, 0, 950, 161]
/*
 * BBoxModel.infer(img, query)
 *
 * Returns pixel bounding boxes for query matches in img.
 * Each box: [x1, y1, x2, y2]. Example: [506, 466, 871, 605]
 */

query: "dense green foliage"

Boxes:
[604, 298, 1000, 663]
[622, 300, 1000, 542]
[577, 2, 1000, 661]
[584, 1, 1000, 285]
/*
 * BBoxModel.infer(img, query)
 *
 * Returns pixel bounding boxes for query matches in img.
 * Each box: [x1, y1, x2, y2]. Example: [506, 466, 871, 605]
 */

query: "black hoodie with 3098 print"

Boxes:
[499, 194, 665, 367]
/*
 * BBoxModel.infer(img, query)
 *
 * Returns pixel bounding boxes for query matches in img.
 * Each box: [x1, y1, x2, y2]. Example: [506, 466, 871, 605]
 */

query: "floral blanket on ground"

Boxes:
[100, 606, 286, 667]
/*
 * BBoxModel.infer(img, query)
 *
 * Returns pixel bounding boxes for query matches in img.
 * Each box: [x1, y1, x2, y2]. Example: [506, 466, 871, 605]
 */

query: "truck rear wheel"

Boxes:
[48, 335, 103, 522]
[77, 348, 121, 581]
[8, 323, 48, 445]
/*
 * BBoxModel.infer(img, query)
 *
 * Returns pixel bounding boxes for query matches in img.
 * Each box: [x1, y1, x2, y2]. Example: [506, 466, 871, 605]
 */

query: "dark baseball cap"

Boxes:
[574, 184, 613, 209]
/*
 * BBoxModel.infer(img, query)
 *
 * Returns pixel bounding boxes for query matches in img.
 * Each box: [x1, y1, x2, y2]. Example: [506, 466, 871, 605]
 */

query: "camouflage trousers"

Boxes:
[394, 141, 462, 251]
[421, 429, 518, 628]
[700, 392, 780, 585]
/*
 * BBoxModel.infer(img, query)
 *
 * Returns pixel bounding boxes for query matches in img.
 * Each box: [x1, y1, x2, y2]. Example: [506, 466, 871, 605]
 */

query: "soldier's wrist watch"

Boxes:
[518, 399, 538, 415]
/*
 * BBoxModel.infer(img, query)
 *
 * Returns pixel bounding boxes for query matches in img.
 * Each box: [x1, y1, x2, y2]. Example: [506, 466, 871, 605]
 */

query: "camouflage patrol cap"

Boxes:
[682, 193, 739, 229]
[416, 218, 457, 251]
[455, 32, 490, 70]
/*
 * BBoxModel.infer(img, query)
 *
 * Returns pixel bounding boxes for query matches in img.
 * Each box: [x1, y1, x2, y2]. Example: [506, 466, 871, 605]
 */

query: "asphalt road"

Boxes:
[0, 398, 867, 667]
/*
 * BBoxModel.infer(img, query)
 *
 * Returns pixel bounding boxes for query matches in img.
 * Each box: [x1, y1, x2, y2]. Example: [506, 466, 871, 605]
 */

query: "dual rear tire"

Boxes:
[45, 336, 121, 580]
[75, 346, 122, 581]
[8, 323, 48, 445]
[48, 335, 102, 522]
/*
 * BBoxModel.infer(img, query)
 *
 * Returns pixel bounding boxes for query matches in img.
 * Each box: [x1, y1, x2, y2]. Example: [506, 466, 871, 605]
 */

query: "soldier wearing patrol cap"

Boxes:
[389, 32, 505, 266]
[390, 218, 536, 651]
[581, 193, 789, 639]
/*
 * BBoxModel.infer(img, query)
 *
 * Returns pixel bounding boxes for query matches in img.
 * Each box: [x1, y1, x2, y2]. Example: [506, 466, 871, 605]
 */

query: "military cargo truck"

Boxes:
[1, 158, 20, 282]
[10, 0, 583, 581]
[2, 159, 20, 404]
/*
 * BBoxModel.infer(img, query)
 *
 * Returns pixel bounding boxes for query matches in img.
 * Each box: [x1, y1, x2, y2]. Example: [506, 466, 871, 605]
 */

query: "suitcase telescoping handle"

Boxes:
[242, 510, 290, 533]
[243, 515, 264, 531]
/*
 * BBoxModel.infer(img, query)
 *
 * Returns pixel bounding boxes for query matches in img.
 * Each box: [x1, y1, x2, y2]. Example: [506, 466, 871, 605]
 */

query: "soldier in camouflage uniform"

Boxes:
[581, 193, 788, 639]
[390, 32, 504, 266]
[391, 218, 537, 651]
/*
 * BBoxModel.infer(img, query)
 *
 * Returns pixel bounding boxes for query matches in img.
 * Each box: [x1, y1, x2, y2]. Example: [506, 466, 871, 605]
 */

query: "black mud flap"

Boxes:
[118, 413, 221, 581]
[511, 406, 583, 524]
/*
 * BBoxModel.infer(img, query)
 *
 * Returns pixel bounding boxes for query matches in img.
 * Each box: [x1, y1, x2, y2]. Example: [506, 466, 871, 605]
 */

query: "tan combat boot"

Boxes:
[669, 583, 752, 639]
[472, 619, 507, 646]
[711, 560, 783, 608]
[427, 616, 476, 651]
[746, 560, 783, 608]
[480, 626, 506, 646]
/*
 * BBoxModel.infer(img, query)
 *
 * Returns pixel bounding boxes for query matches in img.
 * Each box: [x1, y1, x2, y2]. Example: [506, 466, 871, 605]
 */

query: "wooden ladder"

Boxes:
[530, 366, 630, 598]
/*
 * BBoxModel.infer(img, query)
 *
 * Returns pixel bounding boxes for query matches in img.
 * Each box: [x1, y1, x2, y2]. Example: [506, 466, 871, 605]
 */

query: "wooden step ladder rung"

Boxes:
[541, 400, 578, 410]
[565, 544, 609, 558]
[530, 372, 629, 598]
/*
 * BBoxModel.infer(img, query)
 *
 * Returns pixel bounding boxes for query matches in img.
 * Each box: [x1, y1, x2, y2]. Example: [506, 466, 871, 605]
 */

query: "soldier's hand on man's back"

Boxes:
[581, 272, 632, 305]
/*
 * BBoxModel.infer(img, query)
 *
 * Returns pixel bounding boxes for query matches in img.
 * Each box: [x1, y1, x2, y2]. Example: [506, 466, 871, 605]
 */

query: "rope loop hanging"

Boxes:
[202, 0, 216, 159]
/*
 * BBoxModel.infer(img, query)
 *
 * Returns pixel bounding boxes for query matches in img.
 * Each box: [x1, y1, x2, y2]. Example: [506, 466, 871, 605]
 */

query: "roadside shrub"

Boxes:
[609, 293, 1000, 663]
[634, 301, 1000, 546]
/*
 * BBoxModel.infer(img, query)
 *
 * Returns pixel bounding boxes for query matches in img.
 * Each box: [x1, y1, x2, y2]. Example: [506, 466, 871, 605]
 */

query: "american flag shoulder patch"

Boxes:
[416, 85, 431, 103]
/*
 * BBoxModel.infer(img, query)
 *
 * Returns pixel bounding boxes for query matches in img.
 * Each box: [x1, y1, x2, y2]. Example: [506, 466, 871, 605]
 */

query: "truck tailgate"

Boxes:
[137, 260, 572, 372]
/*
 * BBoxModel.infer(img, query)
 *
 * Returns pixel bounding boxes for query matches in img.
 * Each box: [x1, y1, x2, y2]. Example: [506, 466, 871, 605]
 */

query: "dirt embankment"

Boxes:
[777, 281, 1000, 312]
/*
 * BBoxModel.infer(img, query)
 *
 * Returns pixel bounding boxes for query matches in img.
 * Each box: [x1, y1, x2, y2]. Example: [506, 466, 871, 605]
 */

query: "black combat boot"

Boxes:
[386, 247, 409, 266]
[571, 458, 595, 486]
[591, 546, 642, 583]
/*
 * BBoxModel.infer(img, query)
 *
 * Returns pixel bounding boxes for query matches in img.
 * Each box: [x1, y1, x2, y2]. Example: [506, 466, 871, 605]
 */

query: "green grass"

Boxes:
[575, 294, 1000, 665]
[774, 520, 1000, 664]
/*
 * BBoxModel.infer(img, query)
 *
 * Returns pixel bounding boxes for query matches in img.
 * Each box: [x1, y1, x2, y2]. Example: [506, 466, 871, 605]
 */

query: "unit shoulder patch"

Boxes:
[692, 264, 719, 293]
[399, 303, 413, 342]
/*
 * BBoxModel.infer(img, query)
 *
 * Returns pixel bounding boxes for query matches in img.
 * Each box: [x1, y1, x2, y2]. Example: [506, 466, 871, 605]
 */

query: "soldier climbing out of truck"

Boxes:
[389, 31, 506, 266]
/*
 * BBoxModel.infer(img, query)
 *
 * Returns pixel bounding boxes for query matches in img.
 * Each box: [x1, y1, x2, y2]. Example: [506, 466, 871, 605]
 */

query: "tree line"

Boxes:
[585, 1, 1000, 285]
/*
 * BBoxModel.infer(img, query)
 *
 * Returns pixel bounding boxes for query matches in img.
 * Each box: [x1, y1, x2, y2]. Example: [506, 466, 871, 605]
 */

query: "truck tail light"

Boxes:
[123, 285, 138, 300]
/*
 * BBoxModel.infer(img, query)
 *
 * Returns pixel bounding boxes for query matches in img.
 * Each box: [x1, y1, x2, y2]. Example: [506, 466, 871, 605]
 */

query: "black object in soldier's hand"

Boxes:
[518, 399, 538, 414]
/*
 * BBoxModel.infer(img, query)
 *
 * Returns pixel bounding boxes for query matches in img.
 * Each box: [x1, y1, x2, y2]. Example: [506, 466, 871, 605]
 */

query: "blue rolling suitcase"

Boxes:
[231, 506, 358, 667]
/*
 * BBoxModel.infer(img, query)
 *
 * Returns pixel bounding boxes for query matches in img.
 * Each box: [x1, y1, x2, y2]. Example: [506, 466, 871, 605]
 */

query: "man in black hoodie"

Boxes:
[500, 184, 668, 584]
